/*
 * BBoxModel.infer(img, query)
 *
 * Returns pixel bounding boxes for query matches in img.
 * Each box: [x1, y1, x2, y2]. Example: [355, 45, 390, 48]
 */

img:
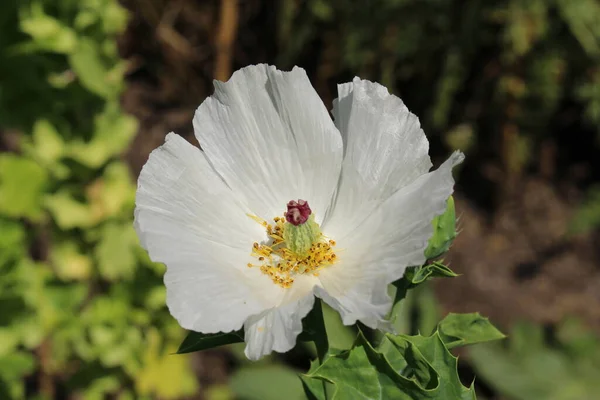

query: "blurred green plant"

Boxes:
[278, 0, 600, 173]
[469, 318, 600, 400]
[0, 0, 198, 398]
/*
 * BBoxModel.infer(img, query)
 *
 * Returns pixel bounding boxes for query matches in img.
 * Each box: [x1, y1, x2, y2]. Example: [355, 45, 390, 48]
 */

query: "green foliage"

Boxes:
[438, 313, 506, 350]
[135, 329, 199, 398]
[0, 154, 48, 220]
[469, 319, 600, 400]
[177, 331, 245, 354]
[388, 261, 459, 335]
[0, 0, 197, 398]
[425, 196, 457, 260]
[302, 312, 504, 400]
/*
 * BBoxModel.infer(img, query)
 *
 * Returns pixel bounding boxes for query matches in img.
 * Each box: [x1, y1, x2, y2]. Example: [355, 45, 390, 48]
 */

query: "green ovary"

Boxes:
[282, 214, 321, 256]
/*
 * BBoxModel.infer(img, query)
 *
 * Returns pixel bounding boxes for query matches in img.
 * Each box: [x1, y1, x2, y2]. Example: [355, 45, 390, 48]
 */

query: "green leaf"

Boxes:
[176, 330, 244, 354]
[101, 2, 130, 34]
[69, 38, 113, 98]
[28, 120, 65, 165]
[136, 329, 199, 399]
[0, 154, 48, 220]
[67, 106, 137, 168]
[556, 0, 600, 58]
[46, 163, 133, 230]
[94, 222, 137, 281]
[303, 331, 476, 399]
[407, 262, 459, 285]
[300, 359, 327, 400]
[0, 352, 35, 379]
[392, 262, 458, 307]
[230, 365, 305, 400]
[93, 162, 136, 219]
[22, 120, 70, 179]
[386, 333, 477, 400]
[0, 218, 26, 266]
[19, 5, 78, 54]
[438, 313, 506, 349]
[45, 191, 95, 229]
[0, 352, 36, 399]
[424, 196, 457, 260]
[51, 239, 93, 281]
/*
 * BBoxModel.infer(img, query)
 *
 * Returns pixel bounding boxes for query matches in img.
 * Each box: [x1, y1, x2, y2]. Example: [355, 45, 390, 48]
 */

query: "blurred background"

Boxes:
[1, 0, 599, 398]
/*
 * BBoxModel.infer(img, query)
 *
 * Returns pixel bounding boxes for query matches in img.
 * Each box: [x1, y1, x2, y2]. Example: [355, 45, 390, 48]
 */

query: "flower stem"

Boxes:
[312, 299, 330, 399]
[312, 298, 329, 364]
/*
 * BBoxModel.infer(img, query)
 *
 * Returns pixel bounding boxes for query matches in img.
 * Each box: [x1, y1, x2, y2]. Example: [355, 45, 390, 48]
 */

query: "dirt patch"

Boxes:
[437, 180, 600, 332]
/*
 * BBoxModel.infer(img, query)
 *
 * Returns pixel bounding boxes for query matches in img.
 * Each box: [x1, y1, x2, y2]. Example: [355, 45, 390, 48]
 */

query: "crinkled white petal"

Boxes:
[134, 133, 284, 333]
[325, 78, 432, 237]
[244, 275, 316, 360]
[193, 64, 343, 223]
[318, 152, 464, 328]
[314, 274, 392, 330]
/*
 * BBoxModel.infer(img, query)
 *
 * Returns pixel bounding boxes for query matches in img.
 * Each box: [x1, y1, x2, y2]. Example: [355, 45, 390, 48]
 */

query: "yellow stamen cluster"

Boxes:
[247, 215, 337, 288]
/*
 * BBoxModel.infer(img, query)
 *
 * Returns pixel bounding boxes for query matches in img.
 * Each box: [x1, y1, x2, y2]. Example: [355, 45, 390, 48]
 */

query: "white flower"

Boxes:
[134, 64, 463, 360]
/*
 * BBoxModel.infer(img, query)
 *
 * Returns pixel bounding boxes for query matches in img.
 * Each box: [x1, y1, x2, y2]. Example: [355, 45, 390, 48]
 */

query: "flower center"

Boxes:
[247, 199, 337, 288]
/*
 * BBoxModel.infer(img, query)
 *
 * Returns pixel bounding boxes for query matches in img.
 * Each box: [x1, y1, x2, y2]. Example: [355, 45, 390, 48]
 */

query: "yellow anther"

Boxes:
[246, 213, 337, 288]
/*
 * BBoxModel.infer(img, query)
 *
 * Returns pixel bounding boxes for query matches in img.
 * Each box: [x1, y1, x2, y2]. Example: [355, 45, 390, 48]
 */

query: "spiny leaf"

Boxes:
[303, 331, 476, 400]
[385, 333, 477, 400]
[392, 262, 459, 305]
[176, 330, 244, 354]
[407, 262, 459, 285]
[438, 313, 506, 349]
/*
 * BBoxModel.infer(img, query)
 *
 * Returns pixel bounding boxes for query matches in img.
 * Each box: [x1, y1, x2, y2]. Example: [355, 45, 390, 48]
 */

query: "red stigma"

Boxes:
[284, 199, 312, 226]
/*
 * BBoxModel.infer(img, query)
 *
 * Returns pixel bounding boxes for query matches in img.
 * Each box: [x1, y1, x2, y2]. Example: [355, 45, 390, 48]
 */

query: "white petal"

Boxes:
[314, 274, 392, 329]
[319, 152, 464, 328]
[325, 78, 432, 237]
[244, 276, 316, 360]
[134, 133, 282, 333]
[193, 64, 343, 223]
